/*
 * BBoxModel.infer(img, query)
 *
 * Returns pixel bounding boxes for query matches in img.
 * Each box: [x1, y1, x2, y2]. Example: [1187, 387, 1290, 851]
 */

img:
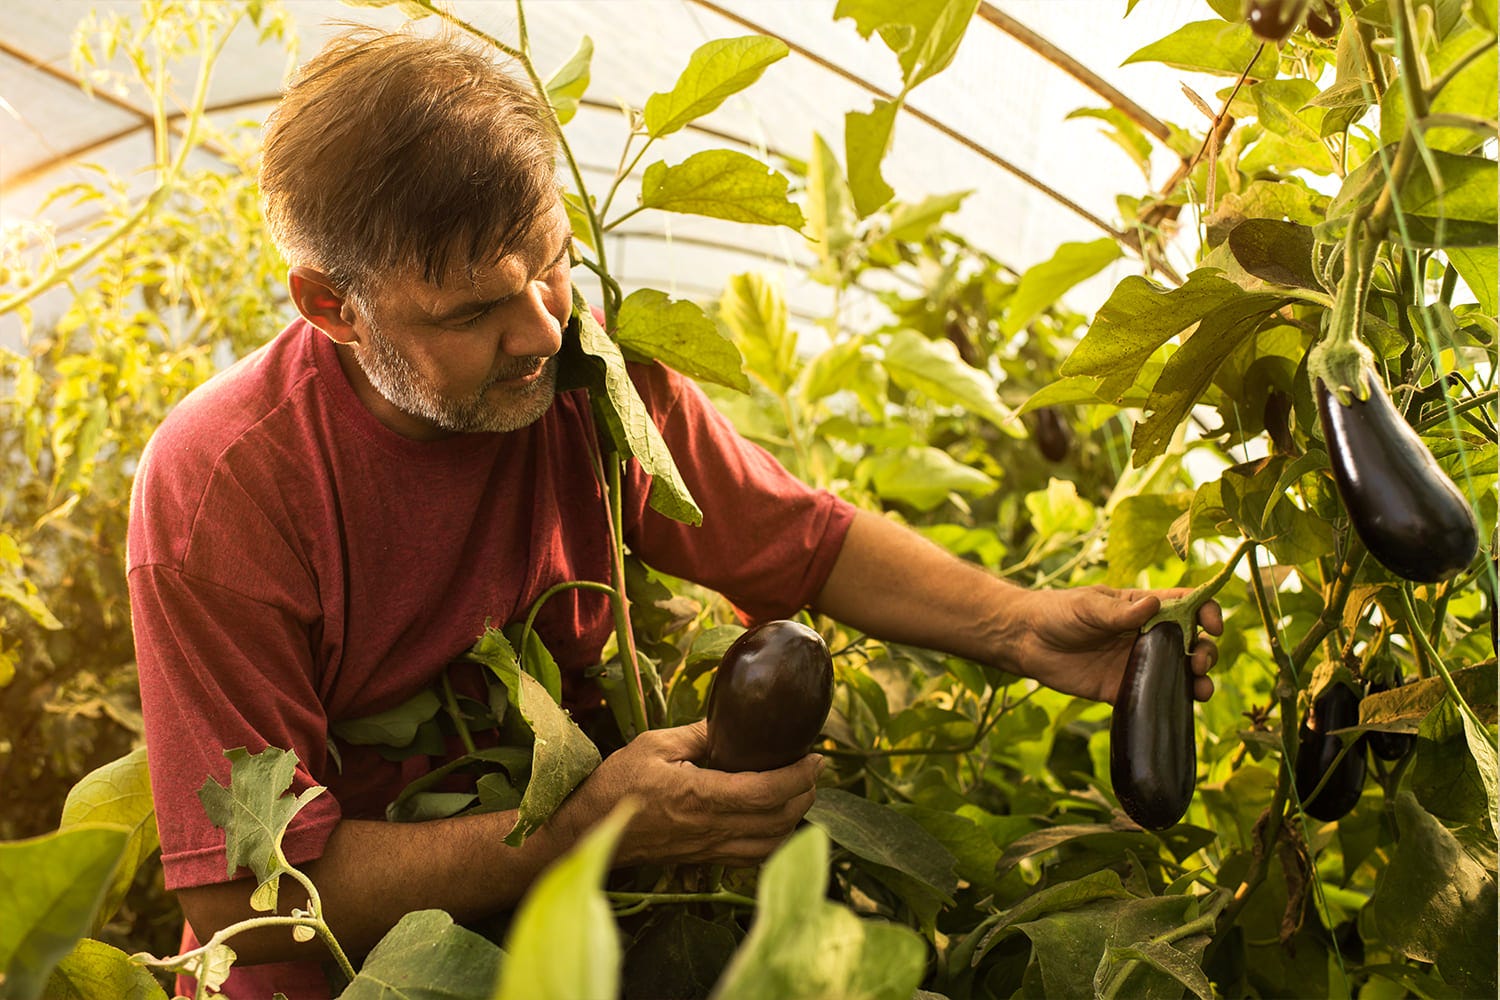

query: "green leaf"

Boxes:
[1001, 239, 1122, 337]
[385, 746, 532, 824]
[1106, 492, 1193, 586]
[965, 870, 1134, 966]
[886, 190, 970, 243]
[1448, 246, 1498, 316]
[1251, 78, 1326, 142]
[640, 151, 806, 230]
[834, 0, 981, 90]
[805, 133, 857, 277]
[505, 622, 563, 705]
[0, 825, 129, 1000]
[1460, 708, 1499, 832]
[1226, 219, 1322, 291]
[882, 329, 1020, 433]
[1025, 478, 1098, 538]
[1066, 107, 1155, 180]
[561, 288, 702, 525]
[711, 826, 927, 1000]
[42, 938, 168, 1000]
[719, 272, 797, 395]
[1096, 936, 1215, 1000]
[1130, 289, 1286, 465]
[799, 338, 887, 419]
[131, 945, 236, 996]
[643, 36, 789, 138]
[544, 36, 593, 126]
[865, 445, 997, 510]
[615, 289, 750, 392]
[1326, 147, 1499, 247]
[465, 627, 602, 846]
[622, 911, 737, 1000]
[806, 788, 959, 903]
[1383, 26, 1498, 154]
[1060, 270, 1244, 387]
[1016, 894, 1201, 999]
[196, 746, 324, 907]
[1124, 20, 1280, 78]
[1369, 792, 1497, 996]
[343, 910, 503, 1000]
[845, 99, 900, 218]
[493, 803, 635, 1000]
[59, 747, 158, 934]
[331, 689, 442, 748]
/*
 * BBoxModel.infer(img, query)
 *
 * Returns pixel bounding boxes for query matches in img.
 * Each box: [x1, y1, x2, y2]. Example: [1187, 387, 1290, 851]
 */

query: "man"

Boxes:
[128, 26, 1221, 998]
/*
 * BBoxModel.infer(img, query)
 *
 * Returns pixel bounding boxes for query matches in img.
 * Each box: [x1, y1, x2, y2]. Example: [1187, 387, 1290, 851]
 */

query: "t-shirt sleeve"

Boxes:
[130, 563, 340, 890]
[621, 363, 856, 621]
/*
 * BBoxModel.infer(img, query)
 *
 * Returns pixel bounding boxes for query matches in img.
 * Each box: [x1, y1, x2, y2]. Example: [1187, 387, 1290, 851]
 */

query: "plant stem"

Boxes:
[1099, 892, 1230, 999]
[1145, 540, 1254, 644]
[606, 888, 757, 909]
[1288, 538, 1366, 678]
[440, 671, 476, 755]
[607, 460, 650, 736]
[1400, 585, 1487, 733]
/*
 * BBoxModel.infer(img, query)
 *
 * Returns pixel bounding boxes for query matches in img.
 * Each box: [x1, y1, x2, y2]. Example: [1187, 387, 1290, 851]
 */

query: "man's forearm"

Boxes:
[178, 808, 571, 966]
[812, 507, 1030, 670]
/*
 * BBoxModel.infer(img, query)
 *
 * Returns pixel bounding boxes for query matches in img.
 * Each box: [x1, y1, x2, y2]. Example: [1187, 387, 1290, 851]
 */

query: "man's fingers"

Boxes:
[1196, 600, 1225, 636]
[1190, 637, 1218, 676]
[1192, 674, 1216, 702]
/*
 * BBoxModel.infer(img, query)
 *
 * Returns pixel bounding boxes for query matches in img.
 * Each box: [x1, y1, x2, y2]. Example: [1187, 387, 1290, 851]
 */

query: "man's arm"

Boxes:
[813, 508, 1222, 704]
[178, 721, 820, 965]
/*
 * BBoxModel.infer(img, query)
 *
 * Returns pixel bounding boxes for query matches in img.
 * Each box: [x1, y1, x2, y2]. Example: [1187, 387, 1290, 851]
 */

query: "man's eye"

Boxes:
[452, 311, 486, 330]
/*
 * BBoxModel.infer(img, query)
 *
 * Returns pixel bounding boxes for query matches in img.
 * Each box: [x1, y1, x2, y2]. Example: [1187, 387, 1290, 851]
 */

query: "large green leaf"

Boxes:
[0, 825, 128, 1000]
[492, 804, 635, 1000]
[1130, 290, 1287, 464]
[882, 328, 1020, 433]
[543, 36, 592, 126]
[1250, 78, 1326, 143]
[643, 36, 789, 138]
[59, 747, 158, 934]
[833, 0, 981, 89]
[196, 746, 325, 909]
[1016, 894, 1203, 998]
[1381, 25, 1498, 154]
[560, 288, 702, 526]
[1060, 270, 1245, 389]
[341, 910, 503, 1000]
[711, 826, 926, 1000]
[845, 99, 900, 218]
[806, 788, 959, 903]
[640, 151, 806, 230]
[719, 272, 797, 396]
[865, 446, 997, 510]
[798, 337, 887, 419]
[1225, 219, 1322, 291]
[1106, 492, 1194, 586]
[42, 938, 168, 1000]
[1124, 20, 1279, 78]
[805, 133, 856, 280]
[1369, 792, 1497, 996]
[464, 628, 602, 847]
[622, 911, 737, 1000]
[1326, 147, 1499, 247]
[886, 190, 970, 242]
[330, 690, 442, 748]
[1448, 246, 1498, 316]
[1001, 239, 1122, 337]
[615, 289, 750, 392]
[963, 870, 1134, 967]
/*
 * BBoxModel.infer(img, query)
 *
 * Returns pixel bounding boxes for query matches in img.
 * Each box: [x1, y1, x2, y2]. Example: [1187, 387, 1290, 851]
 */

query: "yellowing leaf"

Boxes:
[643, 36, 788, 138]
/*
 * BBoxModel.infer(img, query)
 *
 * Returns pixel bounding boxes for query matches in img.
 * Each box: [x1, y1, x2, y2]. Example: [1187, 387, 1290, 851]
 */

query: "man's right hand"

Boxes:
[559, 720, 822, 867]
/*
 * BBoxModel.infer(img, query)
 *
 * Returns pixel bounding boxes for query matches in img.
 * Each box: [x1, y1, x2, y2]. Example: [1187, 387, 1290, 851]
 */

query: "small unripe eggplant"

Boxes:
[1295, 682, 1366, 821]
[1110, 622, 1196, 831]
[1364, 666, 1414, 762]
[1246, 0, 1309, 41]
[1316, 376, 1478, 583]
[1304, 0, 1340, 38]
[1032, 408, 1072, 463]
[704, 620, 833, 772]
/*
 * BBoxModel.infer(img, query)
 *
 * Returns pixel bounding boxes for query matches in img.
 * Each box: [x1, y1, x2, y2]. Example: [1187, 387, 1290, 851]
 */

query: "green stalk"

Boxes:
[606, 888, 757, 909]
[1400, 585, 1487, 733]
[608, 460, 651, 737]
[1142, 539, 1254, 652]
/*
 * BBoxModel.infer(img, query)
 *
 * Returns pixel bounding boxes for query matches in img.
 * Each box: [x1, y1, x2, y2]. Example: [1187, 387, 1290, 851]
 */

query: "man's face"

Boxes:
[345, 198, 574, 438]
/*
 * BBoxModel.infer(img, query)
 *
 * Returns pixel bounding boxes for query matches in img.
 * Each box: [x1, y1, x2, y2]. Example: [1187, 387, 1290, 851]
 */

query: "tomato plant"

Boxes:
[1, 0, 1495, 998]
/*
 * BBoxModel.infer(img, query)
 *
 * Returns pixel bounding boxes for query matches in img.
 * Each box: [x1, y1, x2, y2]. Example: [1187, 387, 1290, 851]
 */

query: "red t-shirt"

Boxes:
[127, 317, 854, 995]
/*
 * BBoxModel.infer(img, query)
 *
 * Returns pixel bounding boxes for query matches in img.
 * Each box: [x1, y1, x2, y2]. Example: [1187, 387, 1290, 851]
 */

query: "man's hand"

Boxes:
[559, 721, 821, 867]
[1004, 586, 1224, 704]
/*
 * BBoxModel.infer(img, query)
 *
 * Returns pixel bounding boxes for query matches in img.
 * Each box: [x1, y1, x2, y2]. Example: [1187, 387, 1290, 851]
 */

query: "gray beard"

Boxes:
[354, 317, 559, 434]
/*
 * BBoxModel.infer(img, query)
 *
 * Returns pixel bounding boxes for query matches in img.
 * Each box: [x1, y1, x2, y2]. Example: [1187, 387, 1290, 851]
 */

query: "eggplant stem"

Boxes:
[1143, 540, 1254, 652]
[1399, 585, 1487, 734]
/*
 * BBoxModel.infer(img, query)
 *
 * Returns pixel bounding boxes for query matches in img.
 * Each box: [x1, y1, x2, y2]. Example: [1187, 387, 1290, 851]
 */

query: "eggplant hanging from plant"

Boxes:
[1295, 681, 1366, 821]
[1032, 407, 1072, 462]
[1304, 0, 1341, 38]
[1309, 227, 1479, 584]
[1246, 0, 1311, 41]
[1110, 621, 1196, 830]
[1314, 371, 1478, 582]
[1364, 662, 1415, 762]
[704, 620, 833, 772]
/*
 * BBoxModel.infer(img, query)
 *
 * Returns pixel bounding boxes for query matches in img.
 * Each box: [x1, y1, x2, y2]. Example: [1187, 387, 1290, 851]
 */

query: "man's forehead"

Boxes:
[401, 202, 569, 301]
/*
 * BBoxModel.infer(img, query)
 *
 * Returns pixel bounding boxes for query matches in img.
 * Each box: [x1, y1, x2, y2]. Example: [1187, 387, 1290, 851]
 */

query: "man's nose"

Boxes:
[503, 281, 565, 358]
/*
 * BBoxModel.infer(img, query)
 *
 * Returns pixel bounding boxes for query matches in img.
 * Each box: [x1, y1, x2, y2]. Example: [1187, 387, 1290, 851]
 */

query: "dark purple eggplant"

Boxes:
[1110, 621, 1196, 831]
[1032, 408, 1072, 463]
[1364, 665, 1415, 762]
[704, 620, 832, 772]
[1295, 682, 1366, 821]
[1304, 0, 1340, 38]
[1246, 0, 1309, 41]
[1316, 375, 1478, 583]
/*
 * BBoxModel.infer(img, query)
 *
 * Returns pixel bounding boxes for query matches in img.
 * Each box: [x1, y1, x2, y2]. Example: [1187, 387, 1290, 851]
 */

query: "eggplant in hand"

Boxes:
[704, 620, 833, 772]
[1295, 681, 1366, 821]
[1111, 622, 1196, 830]
[1316, 374, 1478, 583]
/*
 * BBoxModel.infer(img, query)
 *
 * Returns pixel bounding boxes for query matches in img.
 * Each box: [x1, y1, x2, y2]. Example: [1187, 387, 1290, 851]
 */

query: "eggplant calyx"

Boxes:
[1308, 335, 1376, 406]
[1141, 540, 1254, 653]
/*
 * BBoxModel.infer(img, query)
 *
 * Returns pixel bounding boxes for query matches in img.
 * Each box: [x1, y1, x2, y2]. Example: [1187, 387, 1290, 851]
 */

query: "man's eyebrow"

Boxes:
[429, 234, 574, 322]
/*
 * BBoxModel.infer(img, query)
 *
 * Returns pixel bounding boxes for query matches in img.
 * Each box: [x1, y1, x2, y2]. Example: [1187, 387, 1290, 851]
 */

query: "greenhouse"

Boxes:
[1, 1, 1496, 998]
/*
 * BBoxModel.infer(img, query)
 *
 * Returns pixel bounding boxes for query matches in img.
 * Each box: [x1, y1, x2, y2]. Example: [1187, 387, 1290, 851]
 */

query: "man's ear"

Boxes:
[288, 266, 359, 345]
